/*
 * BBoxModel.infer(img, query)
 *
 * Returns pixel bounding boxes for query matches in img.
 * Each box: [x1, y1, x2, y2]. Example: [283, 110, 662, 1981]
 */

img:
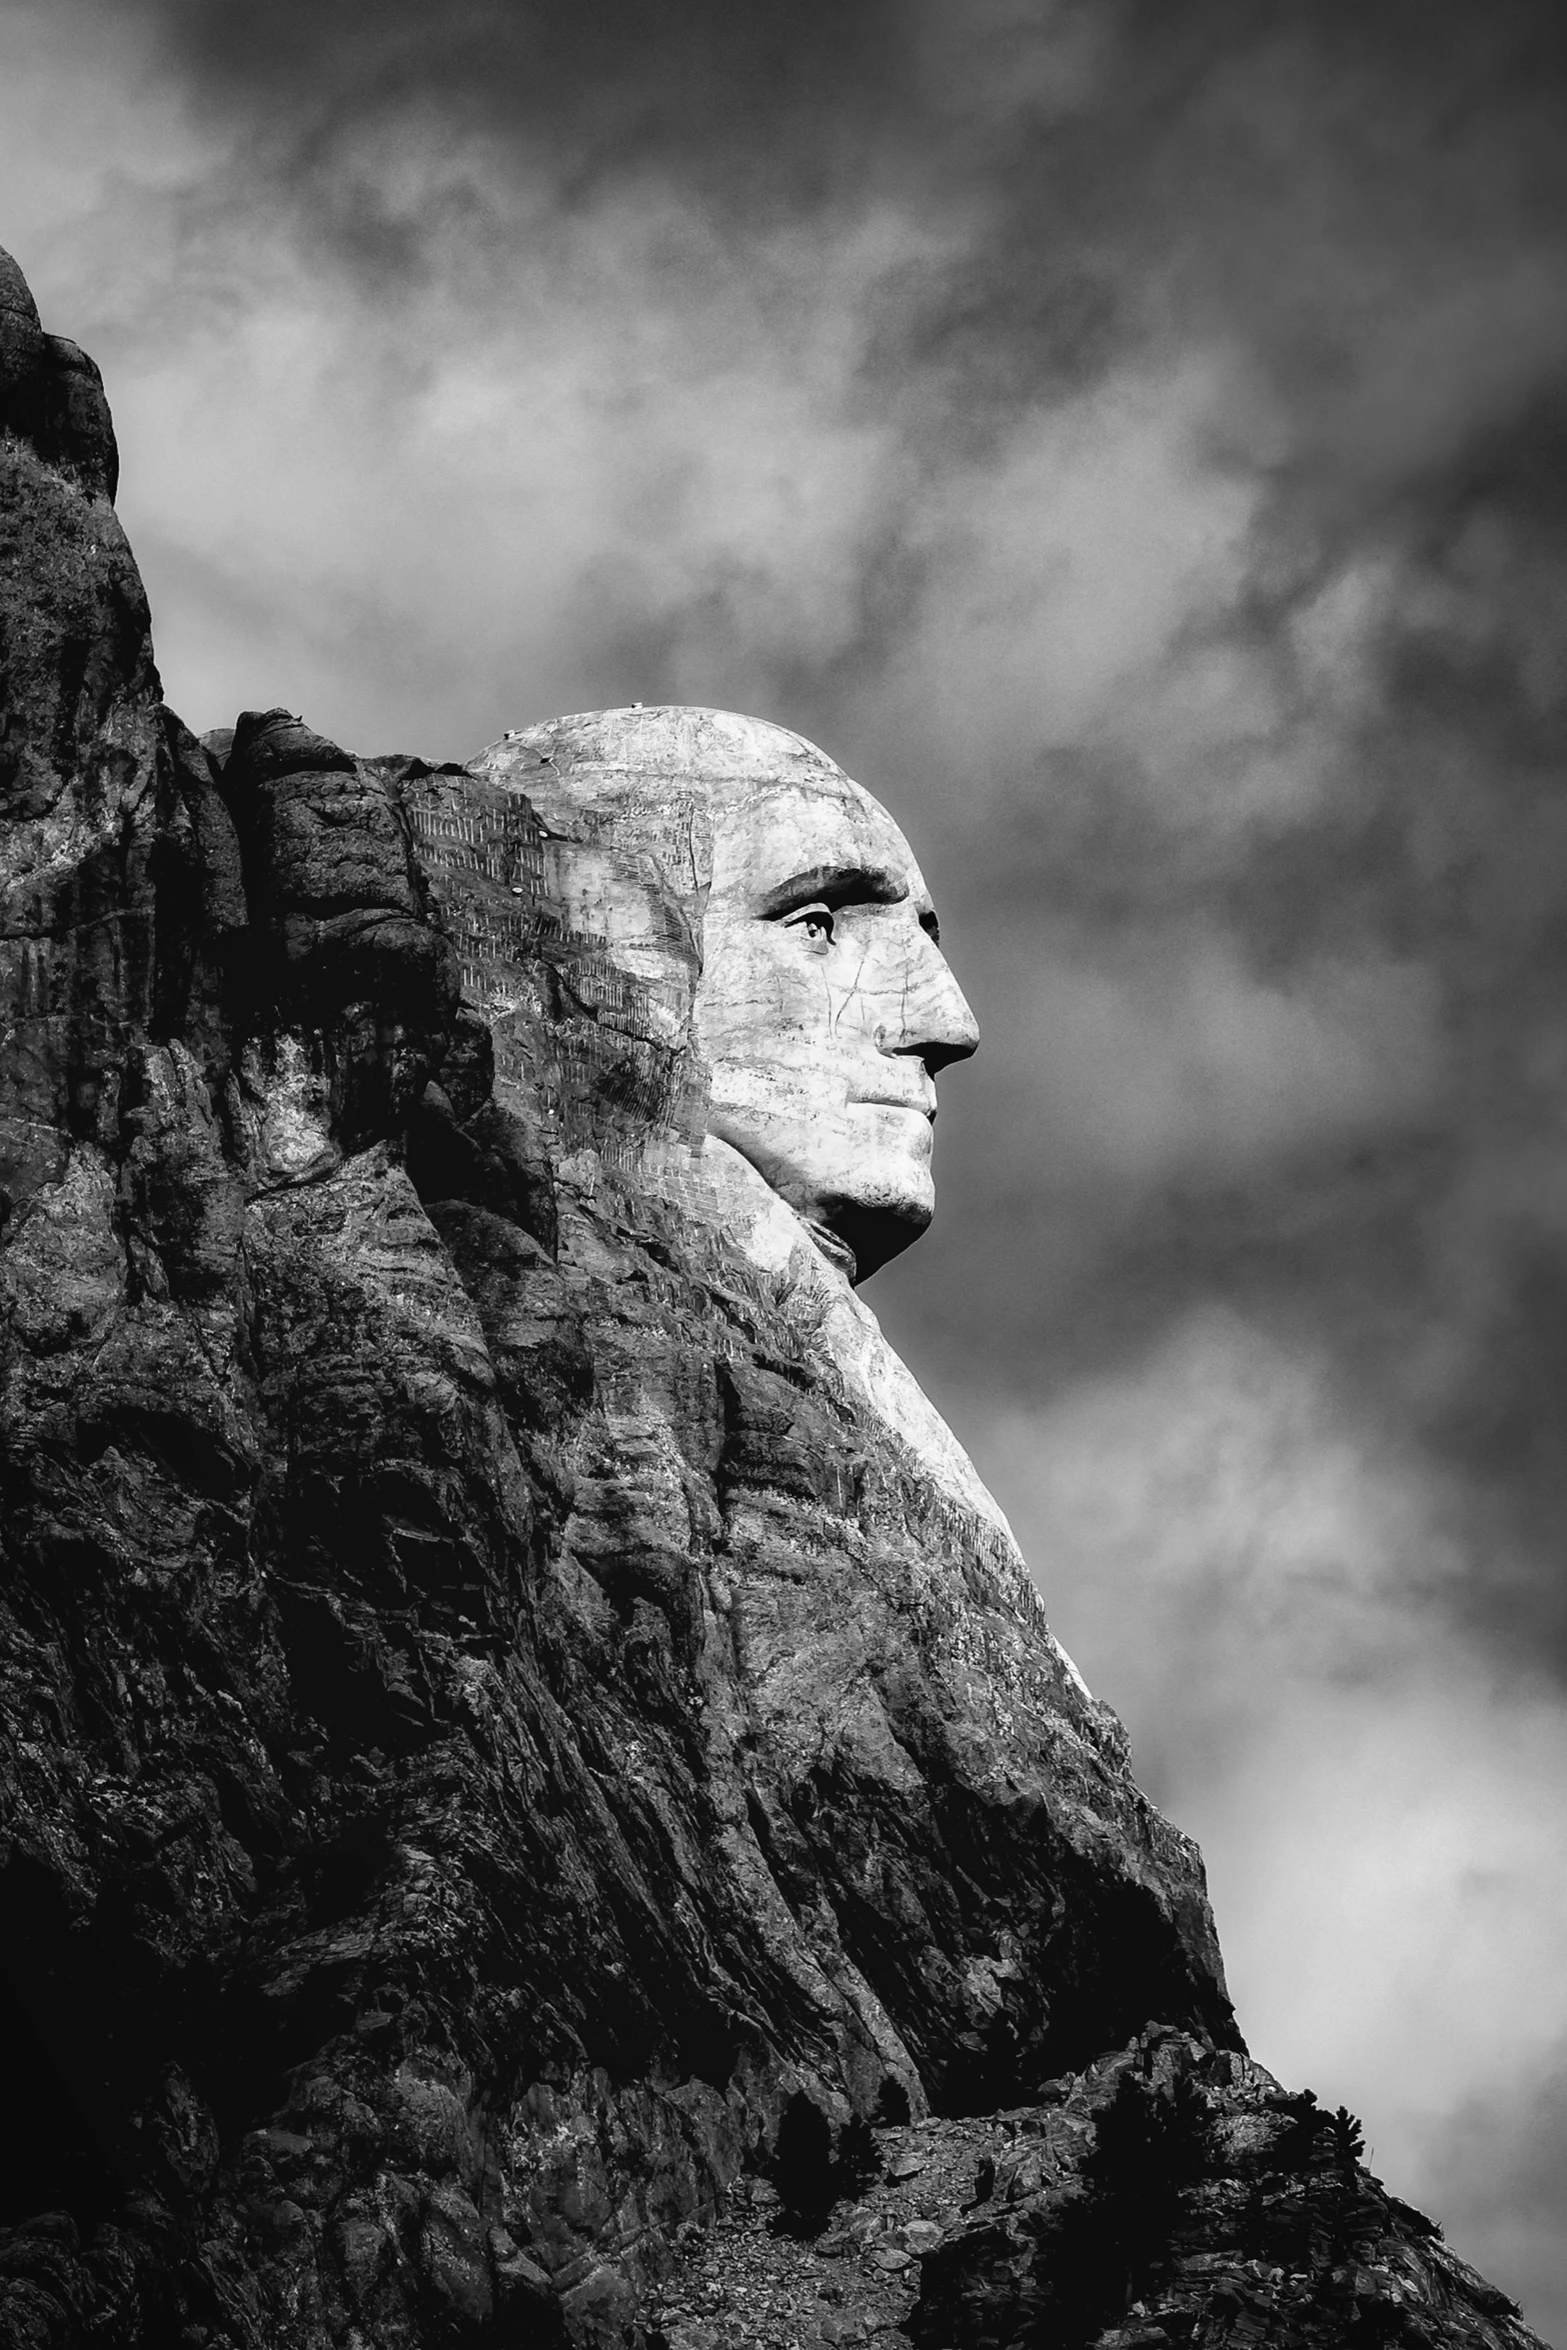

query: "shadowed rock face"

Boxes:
[0, 249, 1545, 2350]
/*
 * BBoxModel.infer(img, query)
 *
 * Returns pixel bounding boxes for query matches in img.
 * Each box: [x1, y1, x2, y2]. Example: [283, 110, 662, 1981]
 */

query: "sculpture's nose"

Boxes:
[881, 931, 979, 1076]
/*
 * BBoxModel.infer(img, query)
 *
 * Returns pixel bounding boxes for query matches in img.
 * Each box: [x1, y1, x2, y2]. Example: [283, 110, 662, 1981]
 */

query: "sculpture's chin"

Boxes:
[821, 1196, 933, 1285]
[704, 1108, 936, 1281]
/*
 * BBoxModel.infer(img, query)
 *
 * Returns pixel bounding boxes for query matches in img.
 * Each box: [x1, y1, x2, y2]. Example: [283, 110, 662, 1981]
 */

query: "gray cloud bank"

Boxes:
[4, 0, 1567, 2328]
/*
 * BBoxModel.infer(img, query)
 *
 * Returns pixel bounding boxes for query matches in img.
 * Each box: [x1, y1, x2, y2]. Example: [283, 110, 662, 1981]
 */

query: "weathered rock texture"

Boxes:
[651, 2029, 1543, 2350]
[0, 249, 1547, 2350]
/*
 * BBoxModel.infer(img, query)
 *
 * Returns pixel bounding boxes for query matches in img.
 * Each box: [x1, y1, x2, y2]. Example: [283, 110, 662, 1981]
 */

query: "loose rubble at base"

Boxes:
[650, 2033, 1538, 2350]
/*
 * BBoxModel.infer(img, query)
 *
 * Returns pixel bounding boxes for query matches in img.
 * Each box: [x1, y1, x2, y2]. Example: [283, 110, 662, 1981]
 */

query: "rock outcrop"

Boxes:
[652, 2030, 1541, 2350]
[0, 248, 1548, 2350]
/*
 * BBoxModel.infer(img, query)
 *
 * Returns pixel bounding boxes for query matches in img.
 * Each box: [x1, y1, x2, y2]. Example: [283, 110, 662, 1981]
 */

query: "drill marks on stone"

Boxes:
[406, 778, 551, 1003]
[407, 770, 701, 1161]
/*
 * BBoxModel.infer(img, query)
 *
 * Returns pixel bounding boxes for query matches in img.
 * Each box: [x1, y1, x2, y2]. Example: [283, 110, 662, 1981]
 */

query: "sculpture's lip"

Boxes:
[849, 1091, 936, 1119]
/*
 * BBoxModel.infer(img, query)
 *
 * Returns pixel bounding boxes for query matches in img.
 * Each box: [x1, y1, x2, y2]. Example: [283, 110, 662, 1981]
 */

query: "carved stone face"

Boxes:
[436, 705, 978, 1282]
[695, 769, 978, 1281]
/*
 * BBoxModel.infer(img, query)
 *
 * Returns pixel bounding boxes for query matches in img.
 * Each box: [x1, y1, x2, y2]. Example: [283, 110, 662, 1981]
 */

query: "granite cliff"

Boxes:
[0, 247, 1548, 2350]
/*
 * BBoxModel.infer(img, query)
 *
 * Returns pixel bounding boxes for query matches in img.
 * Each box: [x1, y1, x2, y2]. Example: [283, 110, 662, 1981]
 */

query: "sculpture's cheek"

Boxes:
[705, 1085, 935, 1242]
[696, 933, 837, 1057]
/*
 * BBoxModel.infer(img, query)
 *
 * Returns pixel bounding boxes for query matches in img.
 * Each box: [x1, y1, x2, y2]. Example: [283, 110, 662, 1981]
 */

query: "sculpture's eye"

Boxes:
[787, 905, 835, 953]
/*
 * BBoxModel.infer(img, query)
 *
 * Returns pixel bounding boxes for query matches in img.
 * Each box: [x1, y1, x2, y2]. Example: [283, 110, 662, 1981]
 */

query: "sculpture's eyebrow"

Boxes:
[755, 861, 910, 918]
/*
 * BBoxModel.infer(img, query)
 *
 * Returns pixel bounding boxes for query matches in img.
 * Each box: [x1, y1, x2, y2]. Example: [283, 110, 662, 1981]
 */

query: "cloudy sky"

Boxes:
[5, 0, 1566, 2327]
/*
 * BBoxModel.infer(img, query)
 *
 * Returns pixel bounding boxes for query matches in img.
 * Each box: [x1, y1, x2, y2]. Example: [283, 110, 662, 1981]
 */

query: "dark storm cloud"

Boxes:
[116, 0, 943, 273]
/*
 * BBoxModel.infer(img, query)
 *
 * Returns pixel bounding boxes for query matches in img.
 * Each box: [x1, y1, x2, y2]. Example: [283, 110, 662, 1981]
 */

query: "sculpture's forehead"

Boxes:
[705, 774, 928, 911]
[473, 704, 926, 903]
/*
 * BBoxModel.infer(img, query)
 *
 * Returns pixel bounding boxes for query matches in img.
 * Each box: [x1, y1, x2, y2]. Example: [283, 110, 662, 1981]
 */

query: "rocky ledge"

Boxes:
[650, 2029, 1537, 2350]
[0, 247, 1549, 2349]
